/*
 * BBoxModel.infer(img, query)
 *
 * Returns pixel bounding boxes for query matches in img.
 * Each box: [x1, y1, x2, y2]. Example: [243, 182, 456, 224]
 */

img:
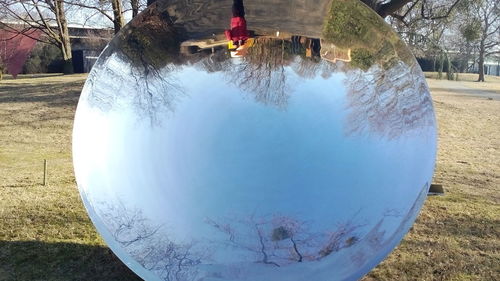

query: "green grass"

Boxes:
[0, 74, 499, 280]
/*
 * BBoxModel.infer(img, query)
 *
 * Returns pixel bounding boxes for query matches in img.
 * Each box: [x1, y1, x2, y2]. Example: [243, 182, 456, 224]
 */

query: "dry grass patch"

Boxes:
[0, 74, 140, 281]
[363, 77, 500, 281]
[0, 74, 499, 280]
[424, 72, 500, 93]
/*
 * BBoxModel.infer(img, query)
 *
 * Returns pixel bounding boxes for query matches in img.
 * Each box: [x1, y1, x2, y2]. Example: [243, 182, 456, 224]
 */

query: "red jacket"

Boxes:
[225, 16, 249, 42]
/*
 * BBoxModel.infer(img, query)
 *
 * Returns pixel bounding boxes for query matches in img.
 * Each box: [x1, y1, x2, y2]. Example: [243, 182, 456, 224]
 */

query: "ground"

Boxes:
[0, 73, 498, 280]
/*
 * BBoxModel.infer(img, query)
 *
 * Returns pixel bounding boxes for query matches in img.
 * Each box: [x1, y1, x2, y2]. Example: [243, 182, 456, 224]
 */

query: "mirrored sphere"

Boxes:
[73, 0, 437, 280]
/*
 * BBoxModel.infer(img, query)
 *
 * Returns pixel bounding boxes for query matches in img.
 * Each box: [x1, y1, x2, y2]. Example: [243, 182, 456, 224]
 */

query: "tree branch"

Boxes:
[62, 0, 114, 22]
[420, 0, 462, 20]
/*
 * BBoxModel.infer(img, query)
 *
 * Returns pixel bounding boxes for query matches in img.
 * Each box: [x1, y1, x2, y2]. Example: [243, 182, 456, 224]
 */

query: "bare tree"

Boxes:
[454, 17, 481, 73]
[63, 0, 125, 33]
[130, 0, 139, 18]
[362, 0, 463, 20]
[362, 0, 467, 68]
[0, 0, 74, 73]
[471, 0, 499, 82]
[110, 0, 125, 33]
[390, 1, 457, 52]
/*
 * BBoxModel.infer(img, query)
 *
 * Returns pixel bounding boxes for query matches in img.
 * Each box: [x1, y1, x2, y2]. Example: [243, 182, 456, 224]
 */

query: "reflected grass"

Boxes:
[323, 0, 414, 70]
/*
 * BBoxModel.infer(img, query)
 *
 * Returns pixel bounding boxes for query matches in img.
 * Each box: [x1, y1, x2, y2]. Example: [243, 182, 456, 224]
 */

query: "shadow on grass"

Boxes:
[1, 74, 66, 81]
[0, 81, 83, 108]
[430, 87, 500, 97]
[0, 240, 141, 281]
[418, 198, 499, 236]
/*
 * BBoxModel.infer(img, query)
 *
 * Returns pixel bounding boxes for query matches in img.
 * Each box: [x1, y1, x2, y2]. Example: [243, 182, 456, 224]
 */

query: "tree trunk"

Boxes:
[0, 61, 4, 80]
[111, 0, 125, 34]
[438, 53, 444, 79]
[147, 0, 156, 6]
[477, 55, 485, 82]
[477, 38, 485, 82]
[54, 0, 73, 74]
[130, 0, 139, 18]
[445, 52, 454, 80]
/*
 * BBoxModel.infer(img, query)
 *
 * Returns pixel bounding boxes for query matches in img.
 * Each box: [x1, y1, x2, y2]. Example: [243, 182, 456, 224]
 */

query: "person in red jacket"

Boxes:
[225, 0, 249, 47]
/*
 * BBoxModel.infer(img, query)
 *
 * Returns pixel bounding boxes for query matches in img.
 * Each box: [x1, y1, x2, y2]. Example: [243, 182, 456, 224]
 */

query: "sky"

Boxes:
[3, 1, 142, 29]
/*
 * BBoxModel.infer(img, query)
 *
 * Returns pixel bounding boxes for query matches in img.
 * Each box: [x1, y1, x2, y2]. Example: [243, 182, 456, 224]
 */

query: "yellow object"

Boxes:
[306, 48, 312, 57]
[246, 38, 255, 47]
[228, 38, 255, 50]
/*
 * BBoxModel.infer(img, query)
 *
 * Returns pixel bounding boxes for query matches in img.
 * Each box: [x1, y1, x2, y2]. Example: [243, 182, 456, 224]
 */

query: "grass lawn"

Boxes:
[0, 73, 499, 280]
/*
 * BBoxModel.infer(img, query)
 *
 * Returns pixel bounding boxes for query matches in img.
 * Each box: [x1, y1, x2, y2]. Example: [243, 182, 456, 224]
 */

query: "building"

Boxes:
[68, 26, 113, 73]
[477, 56, 500, 77]
[1, 22, 113, 75]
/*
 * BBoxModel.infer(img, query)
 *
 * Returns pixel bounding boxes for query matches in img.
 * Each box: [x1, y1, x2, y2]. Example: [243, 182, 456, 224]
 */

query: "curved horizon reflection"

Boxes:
[73, 0, 437, 280]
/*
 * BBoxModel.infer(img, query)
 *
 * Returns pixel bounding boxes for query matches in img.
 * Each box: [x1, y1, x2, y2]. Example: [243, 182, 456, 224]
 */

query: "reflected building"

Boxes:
[73, 0, 437, 280]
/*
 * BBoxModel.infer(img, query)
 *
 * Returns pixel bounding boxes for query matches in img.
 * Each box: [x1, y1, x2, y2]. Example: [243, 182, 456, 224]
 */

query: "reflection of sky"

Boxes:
[74, 56, 436, 267]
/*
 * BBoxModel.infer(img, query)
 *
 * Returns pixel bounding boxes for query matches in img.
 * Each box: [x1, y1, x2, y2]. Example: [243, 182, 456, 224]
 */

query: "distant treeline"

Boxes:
[416, 57, 476, 74]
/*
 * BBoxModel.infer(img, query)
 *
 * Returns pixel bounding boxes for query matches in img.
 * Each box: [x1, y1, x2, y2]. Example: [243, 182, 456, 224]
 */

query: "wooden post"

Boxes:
[428, 184, 444, 195]
[43, 159, 47, 186]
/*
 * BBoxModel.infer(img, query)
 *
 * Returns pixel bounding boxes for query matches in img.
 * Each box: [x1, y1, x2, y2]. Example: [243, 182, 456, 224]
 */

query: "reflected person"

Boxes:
[225, 0, 249, 48]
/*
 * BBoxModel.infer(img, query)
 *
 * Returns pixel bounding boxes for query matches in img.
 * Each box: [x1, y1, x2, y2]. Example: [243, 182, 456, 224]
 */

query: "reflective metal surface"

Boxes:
[73, 0, 437, 280]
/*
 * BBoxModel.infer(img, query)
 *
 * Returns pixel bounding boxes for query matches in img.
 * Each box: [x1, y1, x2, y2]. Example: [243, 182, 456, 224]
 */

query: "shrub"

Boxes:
[23, 43, 64, 74]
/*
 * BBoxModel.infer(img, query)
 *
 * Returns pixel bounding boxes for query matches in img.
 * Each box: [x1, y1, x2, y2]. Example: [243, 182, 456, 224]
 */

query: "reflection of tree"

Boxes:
[350, 182, 430, 267]
[96, 201, 208, 281]
[193, 49, 232, 73]
[343, 61, 435, 139]
[206, 215, 282, 267]
[101, 201, 161, 247]
[85, 53, 185, 124]
[206, 213, 363, 266]
[224, 37, 294, 108]
[318, 221, 362, 258]
[112, 3, 183, 70]
[84, 1, 434, 134]
[368, 182, 429, 252]
[84, 3, 186, 124]
[137, 238, 205, 281]
[190, 36, 344, 109]
[113, 5, 187, 124]
[271, 216, 308, 262]
[291, 57, 322, 79]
